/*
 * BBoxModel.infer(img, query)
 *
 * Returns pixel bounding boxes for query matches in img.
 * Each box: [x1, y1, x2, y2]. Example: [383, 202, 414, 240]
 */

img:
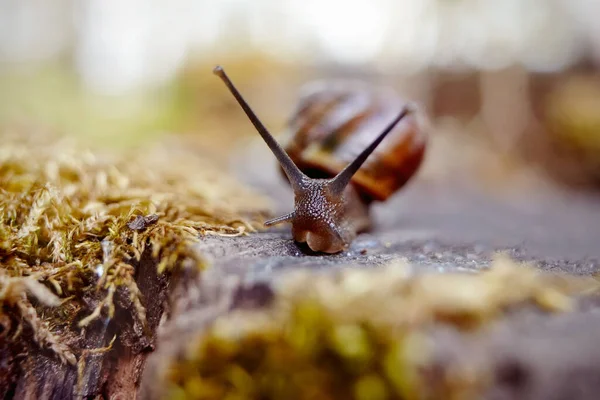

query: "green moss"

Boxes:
[163, 257, 600, 400]
[0, 127, 271, 366]
[354, 374, 389, 400]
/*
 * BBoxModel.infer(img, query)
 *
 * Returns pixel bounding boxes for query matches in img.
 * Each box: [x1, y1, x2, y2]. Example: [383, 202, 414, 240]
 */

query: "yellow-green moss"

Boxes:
[0, 127, 272, 365]
[164, 256, 600, 400]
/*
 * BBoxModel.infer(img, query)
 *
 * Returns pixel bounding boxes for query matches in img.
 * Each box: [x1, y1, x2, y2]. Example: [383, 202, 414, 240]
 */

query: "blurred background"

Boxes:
[1, 0, 600, 193]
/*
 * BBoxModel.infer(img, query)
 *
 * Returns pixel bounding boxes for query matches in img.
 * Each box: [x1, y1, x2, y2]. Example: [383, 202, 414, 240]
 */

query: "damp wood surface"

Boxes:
[141, 245, 600, 400]
[139, 138, 600, 399]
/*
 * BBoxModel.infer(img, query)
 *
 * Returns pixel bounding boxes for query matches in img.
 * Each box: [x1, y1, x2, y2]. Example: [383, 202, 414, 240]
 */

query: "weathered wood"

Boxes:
[138, 228, 600, 400]
[2, 248, 171, 400]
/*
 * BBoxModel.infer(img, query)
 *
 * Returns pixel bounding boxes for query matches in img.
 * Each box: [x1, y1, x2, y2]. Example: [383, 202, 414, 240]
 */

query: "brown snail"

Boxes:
[214, 66, 427, 254]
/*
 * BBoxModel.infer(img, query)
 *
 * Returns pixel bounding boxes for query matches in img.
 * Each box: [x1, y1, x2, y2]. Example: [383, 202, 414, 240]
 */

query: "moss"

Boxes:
[0, 127, 271, 366]
[164, 256, 600, 400]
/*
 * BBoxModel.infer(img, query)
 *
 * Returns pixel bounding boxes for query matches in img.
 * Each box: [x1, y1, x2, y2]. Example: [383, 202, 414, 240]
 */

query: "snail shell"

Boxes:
[281, 80, 427, 203]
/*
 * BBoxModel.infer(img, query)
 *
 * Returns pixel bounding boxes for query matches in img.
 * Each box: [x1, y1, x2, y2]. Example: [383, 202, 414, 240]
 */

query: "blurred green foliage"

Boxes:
[0, 63, 192, 148]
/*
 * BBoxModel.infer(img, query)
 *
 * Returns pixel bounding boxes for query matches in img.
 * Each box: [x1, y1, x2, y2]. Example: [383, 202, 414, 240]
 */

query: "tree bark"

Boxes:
[3, 248, 170, 400]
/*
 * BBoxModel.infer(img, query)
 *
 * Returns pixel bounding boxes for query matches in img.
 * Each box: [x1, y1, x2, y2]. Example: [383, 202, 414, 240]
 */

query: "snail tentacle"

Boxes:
[213, 65, 307, 191]
[264, 212, 295, 227]
[328, 105, 413, 196]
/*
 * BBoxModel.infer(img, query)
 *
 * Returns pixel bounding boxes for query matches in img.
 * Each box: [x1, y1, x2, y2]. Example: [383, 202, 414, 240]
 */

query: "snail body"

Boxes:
[281, 81, 427, 234]
[214, 66, 427, 254]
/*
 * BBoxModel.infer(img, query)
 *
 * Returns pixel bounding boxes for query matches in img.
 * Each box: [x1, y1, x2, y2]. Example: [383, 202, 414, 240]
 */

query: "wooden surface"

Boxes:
[138, 147, 600, 399]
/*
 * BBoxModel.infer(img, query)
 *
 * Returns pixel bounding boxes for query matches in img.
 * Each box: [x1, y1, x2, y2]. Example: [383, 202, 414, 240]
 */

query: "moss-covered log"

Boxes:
[0, 129, 271, 399]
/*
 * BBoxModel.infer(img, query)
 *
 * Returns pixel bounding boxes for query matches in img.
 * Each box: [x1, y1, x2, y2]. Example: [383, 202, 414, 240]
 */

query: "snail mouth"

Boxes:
[307, 232, 345, 254]
[293, 228, 346, 254]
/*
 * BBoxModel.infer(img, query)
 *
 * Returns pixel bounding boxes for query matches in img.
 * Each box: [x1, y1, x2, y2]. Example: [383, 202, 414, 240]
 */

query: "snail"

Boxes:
[213, 66, 427, 254]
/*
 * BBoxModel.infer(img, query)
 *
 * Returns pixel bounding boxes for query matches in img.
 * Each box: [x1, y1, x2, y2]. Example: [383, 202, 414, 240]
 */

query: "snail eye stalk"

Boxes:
[328, 106, 413, 195]
[213, 65, 307, 191]
[264, 212, 295, 227]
